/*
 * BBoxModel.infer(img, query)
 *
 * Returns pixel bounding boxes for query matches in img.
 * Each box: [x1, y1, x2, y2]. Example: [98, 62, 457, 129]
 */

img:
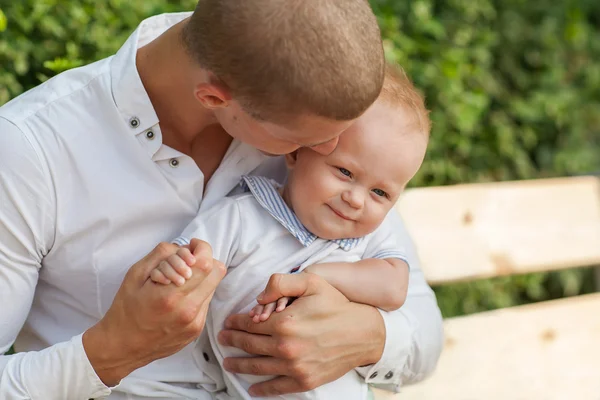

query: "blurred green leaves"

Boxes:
[434, 267, 597, 318]
[371, 0, 600, 186]
[0, 0, 598, 316]
[0, 9, 7, 32]
[0, 0, 198, 104]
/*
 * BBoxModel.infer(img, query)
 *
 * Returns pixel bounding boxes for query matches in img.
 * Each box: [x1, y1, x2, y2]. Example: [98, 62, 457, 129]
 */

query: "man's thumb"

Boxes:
[256, 273, 321, 304]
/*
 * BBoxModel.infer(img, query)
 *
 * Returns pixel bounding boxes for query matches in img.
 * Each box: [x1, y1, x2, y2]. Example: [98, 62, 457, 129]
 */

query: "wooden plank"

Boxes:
[372, 293, 600, 400]
[395, 176, 600, 284]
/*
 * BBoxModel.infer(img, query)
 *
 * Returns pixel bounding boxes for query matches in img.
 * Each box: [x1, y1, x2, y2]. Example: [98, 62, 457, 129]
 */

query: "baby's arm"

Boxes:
[303, 258, 409, 311]
[250, 257, 408, 322]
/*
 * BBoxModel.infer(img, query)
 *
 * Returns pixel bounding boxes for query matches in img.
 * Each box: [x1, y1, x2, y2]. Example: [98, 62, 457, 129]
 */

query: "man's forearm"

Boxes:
[359, 280, 444, 390]
[0, 335, 112, 400]
[349, 302, 387, 367]
[83, 322, 143, 387]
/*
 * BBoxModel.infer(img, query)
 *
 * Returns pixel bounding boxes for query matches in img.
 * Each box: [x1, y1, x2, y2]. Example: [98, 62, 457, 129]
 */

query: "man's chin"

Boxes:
[258, 150, 282, 157]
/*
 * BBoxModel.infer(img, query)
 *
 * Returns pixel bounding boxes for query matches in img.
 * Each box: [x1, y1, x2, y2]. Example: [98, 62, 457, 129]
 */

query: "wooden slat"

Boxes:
[373, 293, 600, 400]
[395, 176, 600, 284]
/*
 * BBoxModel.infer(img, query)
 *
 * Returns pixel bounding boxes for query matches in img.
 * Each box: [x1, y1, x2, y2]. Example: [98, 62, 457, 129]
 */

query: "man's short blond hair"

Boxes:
[380, 63, 431, 139]
[182, 0, 385, 122]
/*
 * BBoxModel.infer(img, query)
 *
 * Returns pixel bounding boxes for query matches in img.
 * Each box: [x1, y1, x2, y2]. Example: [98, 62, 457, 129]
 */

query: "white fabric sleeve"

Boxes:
[172, 197, 243, 266]
[355, 209, 444, 392]
[362, 211, 410, 265]
[0, 117, 112, 399]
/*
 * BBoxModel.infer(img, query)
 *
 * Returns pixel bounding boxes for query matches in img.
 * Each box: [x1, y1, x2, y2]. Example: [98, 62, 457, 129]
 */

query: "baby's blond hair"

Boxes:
[380, 64, 431, 139]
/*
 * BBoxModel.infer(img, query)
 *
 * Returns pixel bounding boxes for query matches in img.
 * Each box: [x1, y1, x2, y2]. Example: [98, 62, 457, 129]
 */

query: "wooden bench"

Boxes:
[373, 176, 600, 400]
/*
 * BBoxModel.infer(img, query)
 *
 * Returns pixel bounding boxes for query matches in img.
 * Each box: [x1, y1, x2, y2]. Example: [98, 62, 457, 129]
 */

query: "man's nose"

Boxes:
[310, 136, 339, 155]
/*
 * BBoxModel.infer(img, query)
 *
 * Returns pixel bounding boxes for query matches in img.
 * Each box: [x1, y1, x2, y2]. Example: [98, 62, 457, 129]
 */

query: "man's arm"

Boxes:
[0, 118, 226, 398]
[83, 240, 226, 386]
[354, 209, 444, 390]
[0, 118, 112, 399]
[303, 258, 409, 311]
[217, 209, 444, 396]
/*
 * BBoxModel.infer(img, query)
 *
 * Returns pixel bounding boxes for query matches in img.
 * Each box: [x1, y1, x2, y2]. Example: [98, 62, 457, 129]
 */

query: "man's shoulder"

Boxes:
[0, 57, 112, 127]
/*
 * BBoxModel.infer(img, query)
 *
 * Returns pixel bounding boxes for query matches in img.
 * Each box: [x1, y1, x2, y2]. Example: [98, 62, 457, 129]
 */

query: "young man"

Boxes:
[0, 1, 443, 399]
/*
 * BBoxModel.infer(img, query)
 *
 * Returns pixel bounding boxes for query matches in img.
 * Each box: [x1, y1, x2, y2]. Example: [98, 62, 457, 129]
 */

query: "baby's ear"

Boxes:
[284, 151, 299, 169]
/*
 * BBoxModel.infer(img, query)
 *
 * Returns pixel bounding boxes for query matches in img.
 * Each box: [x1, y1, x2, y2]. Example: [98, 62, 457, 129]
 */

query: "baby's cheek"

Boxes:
[361, 213, 388, 236]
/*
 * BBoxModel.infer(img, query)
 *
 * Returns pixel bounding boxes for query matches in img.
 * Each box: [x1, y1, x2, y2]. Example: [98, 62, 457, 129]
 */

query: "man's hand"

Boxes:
[82, 239, 226, 386]
[218, 272, 386, 396]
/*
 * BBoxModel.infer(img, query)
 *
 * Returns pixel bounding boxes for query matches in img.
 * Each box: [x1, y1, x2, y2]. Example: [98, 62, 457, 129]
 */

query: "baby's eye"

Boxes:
[372, 188, 388, 198]
[338, 167, 352, 177]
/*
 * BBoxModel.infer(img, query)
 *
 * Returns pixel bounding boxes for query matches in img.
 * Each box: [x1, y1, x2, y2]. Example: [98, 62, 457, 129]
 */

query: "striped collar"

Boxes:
[241, 175, 362, 251]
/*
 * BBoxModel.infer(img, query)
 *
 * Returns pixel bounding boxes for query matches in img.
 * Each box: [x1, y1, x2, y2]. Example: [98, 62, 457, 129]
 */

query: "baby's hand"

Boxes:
[249, 297, 291, 323]
[150, 246, 195, 286]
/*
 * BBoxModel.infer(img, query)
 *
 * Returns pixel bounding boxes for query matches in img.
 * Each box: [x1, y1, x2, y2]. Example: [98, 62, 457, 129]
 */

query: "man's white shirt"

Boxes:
[0, 12, 443, 400]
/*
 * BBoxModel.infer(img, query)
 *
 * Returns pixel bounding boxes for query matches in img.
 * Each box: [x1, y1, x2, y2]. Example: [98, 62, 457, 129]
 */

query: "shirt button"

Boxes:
[145, 130, 155, 140]
[203, 352, 210, 362]
[129, 116, 140, 128]
[369, 371, 378, 379]
[385, 371, 394, 379]
[169, 158, 179, 168]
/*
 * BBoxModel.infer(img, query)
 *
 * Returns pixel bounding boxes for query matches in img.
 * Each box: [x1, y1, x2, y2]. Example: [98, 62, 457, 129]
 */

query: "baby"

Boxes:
[151, 65, 429, 400]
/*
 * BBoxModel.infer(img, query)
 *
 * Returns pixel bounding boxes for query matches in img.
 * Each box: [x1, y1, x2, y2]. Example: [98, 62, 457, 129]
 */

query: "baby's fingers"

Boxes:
[176, 247, 196, 267]
[150, 268, 171, 285]
[276, 297, 290, 312]
[167, 253, 193, 280]
[251, 304, 265, 323]
[157, 260, 186, 286]
[259, 302, 277, 322]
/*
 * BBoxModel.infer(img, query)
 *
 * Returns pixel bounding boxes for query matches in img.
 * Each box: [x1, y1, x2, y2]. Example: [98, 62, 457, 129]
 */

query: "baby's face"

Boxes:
[283, 99, 427, 240]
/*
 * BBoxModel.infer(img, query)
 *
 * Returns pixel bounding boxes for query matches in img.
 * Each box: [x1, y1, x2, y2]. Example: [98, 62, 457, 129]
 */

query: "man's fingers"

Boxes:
[188, 239, 213, 269]
[223, 313, 274, 335]
[185, 258, 226, 298]
[248, 376, 301, 397]
[222, 355, 287, 376]
[257, 273, 322, 305]
[218, 330, 279, 357]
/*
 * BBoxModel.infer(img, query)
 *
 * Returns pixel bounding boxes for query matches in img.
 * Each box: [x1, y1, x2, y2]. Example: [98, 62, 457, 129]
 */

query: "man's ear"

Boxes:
[285, 151, 299, 169]
[194, 78, 232, 109]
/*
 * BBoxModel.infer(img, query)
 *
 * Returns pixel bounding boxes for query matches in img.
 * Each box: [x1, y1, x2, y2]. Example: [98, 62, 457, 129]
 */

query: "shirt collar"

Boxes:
[110, 12, 192, 135]
[241, 175, 362, 251]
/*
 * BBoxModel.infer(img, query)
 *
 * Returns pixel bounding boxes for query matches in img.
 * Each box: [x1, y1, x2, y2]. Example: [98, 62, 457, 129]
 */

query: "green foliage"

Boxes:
[1, 0, 599, 317]
[434, 267, 597, 318]
[370, 0, 600, 185]
[0, 0, 198, 104]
